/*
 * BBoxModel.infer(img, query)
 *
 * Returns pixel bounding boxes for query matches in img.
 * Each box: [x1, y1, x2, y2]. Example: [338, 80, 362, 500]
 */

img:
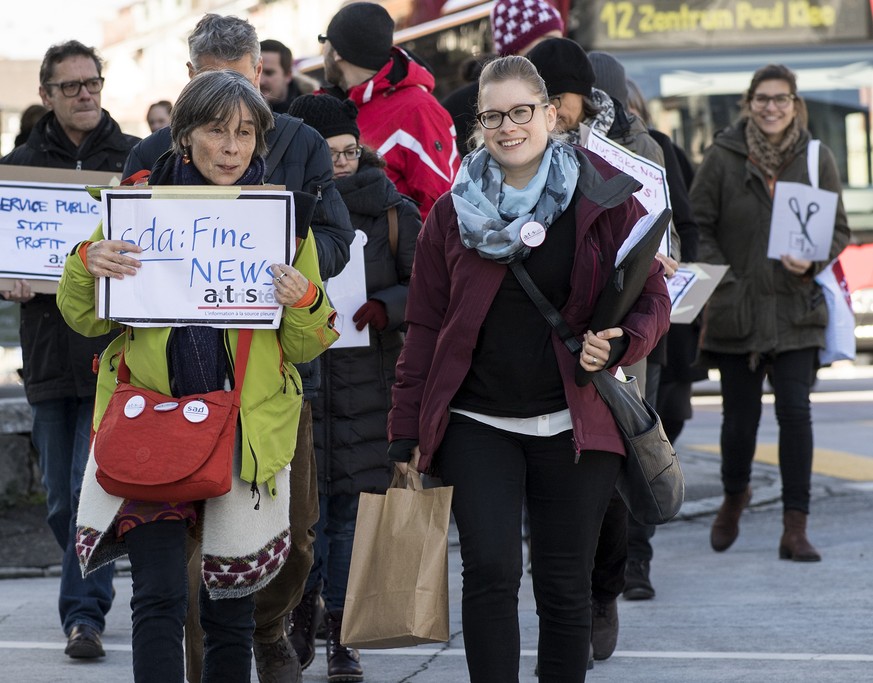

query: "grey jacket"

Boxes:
[690, 121, 850, 360]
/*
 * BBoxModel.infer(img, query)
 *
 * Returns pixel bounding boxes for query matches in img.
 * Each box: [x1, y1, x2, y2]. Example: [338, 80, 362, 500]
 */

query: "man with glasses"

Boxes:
[0, 40, 140, 660]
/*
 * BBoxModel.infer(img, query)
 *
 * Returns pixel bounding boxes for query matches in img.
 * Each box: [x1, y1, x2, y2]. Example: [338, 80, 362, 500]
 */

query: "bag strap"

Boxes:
[265, 116, 303, 182]
[508, 261, 582, 356]
[387, 206, 399, 259]
[116, 329, 254, 400]
[807, 139, 821, 189]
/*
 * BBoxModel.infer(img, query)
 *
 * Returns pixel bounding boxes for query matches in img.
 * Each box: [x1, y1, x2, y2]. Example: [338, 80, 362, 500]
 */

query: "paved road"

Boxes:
[2, 371, 872, 682]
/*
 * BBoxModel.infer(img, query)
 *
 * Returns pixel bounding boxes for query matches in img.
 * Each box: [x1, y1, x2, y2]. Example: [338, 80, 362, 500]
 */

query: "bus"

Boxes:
[303, 0, 872, 236]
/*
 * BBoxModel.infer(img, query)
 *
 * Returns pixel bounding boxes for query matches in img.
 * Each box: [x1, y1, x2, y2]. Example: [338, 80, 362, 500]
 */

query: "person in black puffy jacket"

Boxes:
[286, 93, 421, 681]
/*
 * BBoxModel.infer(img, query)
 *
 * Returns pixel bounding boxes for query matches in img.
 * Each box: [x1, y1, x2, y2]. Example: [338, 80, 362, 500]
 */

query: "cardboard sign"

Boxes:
[0, 166, 119, 291]
[767, 181, 838, 262]
[325, 230, 369, 349]
[586, 128, 671, 256]
[98, 188, 295, 328]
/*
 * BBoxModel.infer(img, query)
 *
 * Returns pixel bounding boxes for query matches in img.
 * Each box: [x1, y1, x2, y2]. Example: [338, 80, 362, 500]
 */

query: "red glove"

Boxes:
[353, 299, 388, 331]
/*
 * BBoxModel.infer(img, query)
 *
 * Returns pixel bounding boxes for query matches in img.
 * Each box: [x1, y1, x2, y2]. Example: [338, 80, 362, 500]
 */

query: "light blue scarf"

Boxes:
[451, 139, 580, 264]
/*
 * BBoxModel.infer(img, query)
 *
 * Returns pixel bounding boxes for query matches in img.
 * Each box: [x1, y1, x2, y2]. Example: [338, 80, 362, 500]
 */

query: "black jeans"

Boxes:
[437, 414, 621, 683]
[126, 520, 255, 682]
[713, 348, 817, 513]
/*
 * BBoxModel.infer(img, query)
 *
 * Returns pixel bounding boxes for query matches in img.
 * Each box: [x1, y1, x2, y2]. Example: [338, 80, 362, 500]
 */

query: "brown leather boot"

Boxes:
[325, 609, 363, 682]
[779, 509, 822, 562]
[710, 487, 752, 552]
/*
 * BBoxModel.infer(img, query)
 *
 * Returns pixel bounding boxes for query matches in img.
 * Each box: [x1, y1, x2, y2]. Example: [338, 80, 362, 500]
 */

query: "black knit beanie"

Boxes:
[324, 2, 394, 71]
[288, 94, 360, 140]
[589, 51, 629, 109]
[527, 38, 595, 98]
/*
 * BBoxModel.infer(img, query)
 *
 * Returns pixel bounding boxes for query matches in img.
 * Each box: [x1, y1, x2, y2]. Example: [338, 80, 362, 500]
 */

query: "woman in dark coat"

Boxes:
[286, 94, 421, 681]
[690, 64, 850, 562]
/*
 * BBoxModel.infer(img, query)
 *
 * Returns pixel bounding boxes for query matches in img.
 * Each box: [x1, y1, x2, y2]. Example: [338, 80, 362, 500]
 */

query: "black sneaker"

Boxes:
[65, 623, 105, 659]
[623, 558, 656, 601]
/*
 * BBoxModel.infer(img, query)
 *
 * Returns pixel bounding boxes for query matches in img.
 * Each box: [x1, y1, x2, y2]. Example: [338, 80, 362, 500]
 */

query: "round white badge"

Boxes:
[183, 400, 209, 423]
[520, 221, 546, 248]
[124, 395, 146, 419]
[154, 401, 179, 412]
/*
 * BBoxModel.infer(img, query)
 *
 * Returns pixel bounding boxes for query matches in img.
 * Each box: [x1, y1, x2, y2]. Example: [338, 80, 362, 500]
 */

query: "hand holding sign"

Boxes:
[271, 263, 309, 307]
[86, 240, 143, 279]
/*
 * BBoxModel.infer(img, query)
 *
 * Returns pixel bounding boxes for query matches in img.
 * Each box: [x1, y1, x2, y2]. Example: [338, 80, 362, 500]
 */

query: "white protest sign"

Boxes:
[586, 128, 671, 256]
[0, 180, 104, 285]
[767, 181, 838, 262]
[325, 230, 369, 349]
[99, 189, 294, 328]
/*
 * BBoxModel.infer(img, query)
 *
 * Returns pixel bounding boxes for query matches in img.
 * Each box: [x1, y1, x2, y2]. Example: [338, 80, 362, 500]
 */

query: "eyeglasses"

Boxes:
[330, 147, 362, 163]
[43, 77, 105, 98]
[750, 93, 795, 110]
[476, 104, 547, 129]
[317, 34, 329, 44]
[549, 96, 563, 110]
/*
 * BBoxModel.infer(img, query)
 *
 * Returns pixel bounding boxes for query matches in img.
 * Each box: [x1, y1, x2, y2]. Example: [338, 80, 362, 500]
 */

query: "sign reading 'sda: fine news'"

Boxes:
[100, 189, 294, 329]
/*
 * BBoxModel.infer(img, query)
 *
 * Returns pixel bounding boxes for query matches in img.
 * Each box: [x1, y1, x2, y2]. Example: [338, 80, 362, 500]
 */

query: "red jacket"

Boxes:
[388, 148, 671, 472]
[347, 48, 459, 221]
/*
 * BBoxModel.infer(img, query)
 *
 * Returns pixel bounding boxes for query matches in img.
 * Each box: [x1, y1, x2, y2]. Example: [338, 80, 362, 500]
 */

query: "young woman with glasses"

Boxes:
[690, 64, 850, 561]
[387, 55, 670, 682]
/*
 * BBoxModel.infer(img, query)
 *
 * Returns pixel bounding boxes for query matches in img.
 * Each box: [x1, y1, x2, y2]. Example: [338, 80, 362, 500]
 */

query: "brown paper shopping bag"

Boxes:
[341, 470, 453, 649]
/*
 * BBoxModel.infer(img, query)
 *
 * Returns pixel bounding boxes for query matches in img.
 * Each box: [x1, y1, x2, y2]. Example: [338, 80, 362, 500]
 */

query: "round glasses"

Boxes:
[330, 147, 362, 163]
[750, 93, 795, 110]
[43, 77, 105, 98]
[476, 104, 547, 129]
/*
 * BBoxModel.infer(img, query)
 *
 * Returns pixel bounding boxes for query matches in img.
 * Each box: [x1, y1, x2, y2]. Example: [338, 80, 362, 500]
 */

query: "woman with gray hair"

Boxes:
[56, 69, 339, 681]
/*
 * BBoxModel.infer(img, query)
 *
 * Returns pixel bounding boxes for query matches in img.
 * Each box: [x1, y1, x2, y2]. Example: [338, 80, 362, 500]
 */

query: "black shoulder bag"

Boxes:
[509, 261, 684, 525]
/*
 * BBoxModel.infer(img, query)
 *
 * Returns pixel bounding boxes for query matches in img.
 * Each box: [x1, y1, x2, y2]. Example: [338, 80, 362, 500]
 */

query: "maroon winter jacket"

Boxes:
[388, 147, 671, 472]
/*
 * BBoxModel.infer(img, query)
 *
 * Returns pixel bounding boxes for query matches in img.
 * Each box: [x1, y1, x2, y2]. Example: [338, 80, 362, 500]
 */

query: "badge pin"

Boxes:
[154, 401, 179, 412]
[124, 395, 146, 419]
[520, 221, 546, 247]
[183, 400, 209, 423]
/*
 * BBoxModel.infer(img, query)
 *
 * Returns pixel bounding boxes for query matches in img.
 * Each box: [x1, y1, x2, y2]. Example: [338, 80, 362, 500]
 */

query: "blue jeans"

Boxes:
[31, 397, 114, 635]
[307, 492, 359, 612]
[126, 520, 255, 682]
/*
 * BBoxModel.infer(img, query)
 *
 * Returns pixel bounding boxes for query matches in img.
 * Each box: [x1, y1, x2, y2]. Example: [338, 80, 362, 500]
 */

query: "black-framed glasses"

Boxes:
[317, 33, 329, 44]
[330, 146, 362, 163]
[43, 77, 105, 98]
[750, 93, 795, 110]
[476, 104, 546, 129]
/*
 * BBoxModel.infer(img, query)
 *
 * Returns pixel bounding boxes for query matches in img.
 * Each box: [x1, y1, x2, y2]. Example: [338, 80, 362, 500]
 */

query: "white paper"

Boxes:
[666, 267, 698, 308]
[99, 189, 294, 328]
[0, 180, 103, 281]
[325, 230, 370, 349]
[767, 181, 838, 262]
[615, 211, 662, 267]
[586, 128, 671, 256]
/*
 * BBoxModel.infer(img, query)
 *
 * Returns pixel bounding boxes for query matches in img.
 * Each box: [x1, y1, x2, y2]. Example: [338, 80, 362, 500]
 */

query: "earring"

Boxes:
[182, 147, 191, 164]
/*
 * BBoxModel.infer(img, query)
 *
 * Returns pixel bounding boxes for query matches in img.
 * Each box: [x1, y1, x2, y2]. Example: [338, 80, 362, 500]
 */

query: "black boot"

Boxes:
[325, 609, 363, 682]
[289, 584, 323, 670]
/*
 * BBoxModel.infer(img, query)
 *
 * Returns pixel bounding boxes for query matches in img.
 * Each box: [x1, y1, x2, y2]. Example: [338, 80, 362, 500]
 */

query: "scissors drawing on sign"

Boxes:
[788, 196, 819, 249]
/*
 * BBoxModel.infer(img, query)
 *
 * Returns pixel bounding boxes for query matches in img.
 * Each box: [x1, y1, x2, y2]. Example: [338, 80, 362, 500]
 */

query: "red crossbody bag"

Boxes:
[93, 329, 253, 502]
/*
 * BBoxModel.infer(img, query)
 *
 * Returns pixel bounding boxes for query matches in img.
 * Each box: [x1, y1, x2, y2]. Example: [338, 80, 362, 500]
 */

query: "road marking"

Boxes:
[693, 389, 873, 406]
[689, 443, 873, 481]
[2, 641, 872, 662]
